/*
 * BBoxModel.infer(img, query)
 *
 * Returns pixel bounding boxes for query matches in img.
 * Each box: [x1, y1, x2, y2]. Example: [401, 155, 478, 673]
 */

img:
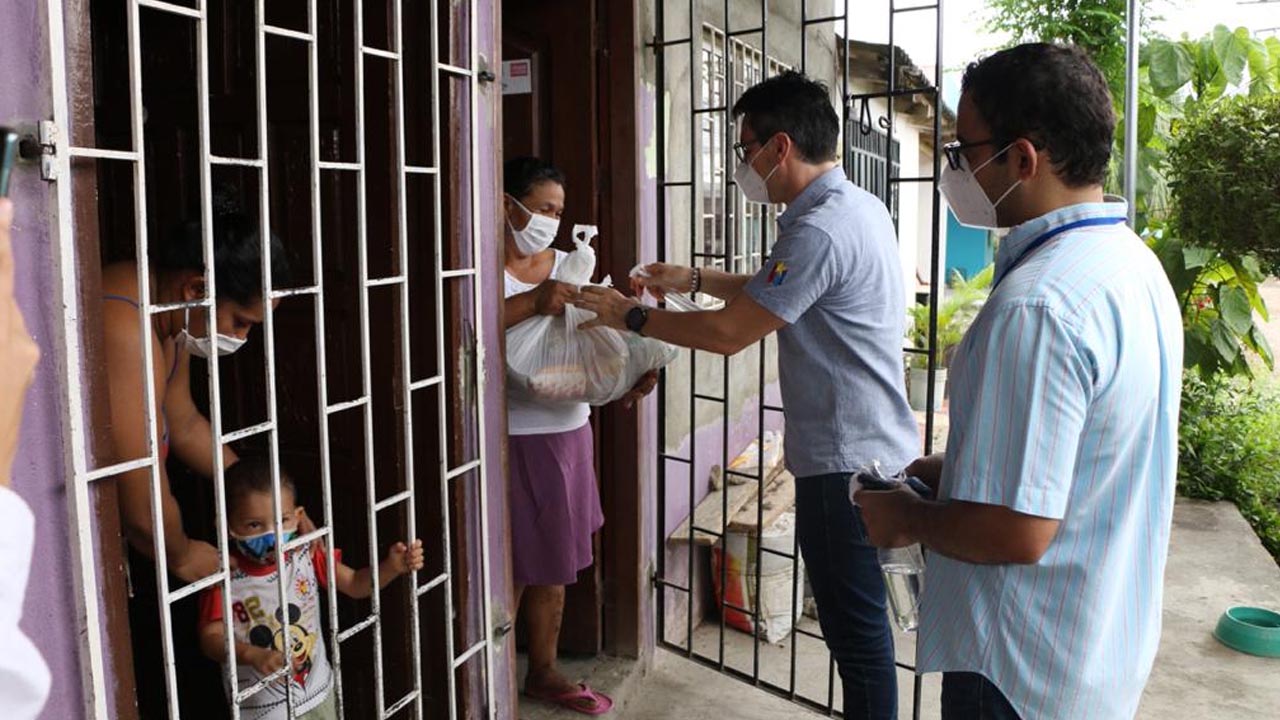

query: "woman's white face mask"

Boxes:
[939, 141, 1022, 229]
[179, 308, 247, 359]
[506, 196, 560, 256]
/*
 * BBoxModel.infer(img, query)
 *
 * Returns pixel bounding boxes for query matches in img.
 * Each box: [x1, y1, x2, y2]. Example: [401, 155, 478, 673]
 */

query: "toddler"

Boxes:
[198, 457, 423, 719]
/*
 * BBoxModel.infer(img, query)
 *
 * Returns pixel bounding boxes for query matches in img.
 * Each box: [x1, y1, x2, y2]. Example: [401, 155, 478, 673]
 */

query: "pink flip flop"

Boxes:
[525, 683, 614, 716]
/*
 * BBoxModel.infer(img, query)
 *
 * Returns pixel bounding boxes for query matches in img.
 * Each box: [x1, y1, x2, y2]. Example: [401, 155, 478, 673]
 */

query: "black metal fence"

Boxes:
[651, 1, 946, 717]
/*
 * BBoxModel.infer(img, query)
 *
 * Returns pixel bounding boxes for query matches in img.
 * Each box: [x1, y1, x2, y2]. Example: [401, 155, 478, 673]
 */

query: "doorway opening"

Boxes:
[498, 0, 647, 669]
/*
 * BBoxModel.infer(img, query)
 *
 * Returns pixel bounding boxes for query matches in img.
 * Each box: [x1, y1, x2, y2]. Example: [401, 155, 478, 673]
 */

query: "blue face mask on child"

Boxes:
[231, 526, 299, 564]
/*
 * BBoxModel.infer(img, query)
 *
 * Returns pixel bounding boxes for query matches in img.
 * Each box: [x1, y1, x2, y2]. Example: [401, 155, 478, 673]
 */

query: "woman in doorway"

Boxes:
[101, 192, 292, 583]
[503, 157, 656, 715]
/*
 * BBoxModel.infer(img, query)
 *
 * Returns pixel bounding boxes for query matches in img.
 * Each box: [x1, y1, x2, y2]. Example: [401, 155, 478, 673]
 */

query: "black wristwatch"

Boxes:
[624, 305, 650, 334]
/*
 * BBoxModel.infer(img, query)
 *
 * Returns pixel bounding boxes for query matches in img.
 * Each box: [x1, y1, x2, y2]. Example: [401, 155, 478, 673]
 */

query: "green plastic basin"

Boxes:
[1213, 606, 1280, 658]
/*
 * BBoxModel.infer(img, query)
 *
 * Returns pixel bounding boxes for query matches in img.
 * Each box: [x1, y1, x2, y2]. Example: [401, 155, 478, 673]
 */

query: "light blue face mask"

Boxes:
[231, 526, 299, 564]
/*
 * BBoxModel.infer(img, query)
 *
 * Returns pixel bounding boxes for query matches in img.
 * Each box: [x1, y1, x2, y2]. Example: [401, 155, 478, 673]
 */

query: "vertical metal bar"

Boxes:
[198, 0, 243, 716]
[826, 652, 835, 714]
[885, 0, 896, 213]
[654, 0, 670, 652]
[352, 1, 387, 715]
[126, 1, 182, 715]
[915, 1, 947, 716]
[787, 525, 799, 699]
[251, 0, 293, 715]
[44, 0, 111, 713]
[467, 0, 498, 712]
[717, 6, 732, 676]
[1123, 0, 1140, 226]
[304, 0, 346, 715]
[685, 0, 697, 658]
[388, 0, 426, 717]
[922, 4, 942, 456]
[430, 1, 461, 715]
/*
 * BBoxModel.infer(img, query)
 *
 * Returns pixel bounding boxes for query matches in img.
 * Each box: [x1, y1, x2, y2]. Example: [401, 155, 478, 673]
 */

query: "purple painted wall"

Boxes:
[1, 2, 88, 718]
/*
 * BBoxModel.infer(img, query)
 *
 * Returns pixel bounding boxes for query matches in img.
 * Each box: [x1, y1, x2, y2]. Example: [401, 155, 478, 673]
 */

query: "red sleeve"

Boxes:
[312, 545, 342, 589]
[198, 585, 224, 629]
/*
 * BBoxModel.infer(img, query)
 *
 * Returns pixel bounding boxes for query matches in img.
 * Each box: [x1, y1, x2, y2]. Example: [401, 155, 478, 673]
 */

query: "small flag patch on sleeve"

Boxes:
[766, 260, 789, 286]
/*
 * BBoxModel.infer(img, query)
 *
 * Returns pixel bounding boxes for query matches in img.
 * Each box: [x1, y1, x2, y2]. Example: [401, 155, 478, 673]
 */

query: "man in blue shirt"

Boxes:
[857, 44, 1183, 720]
[579, 71, 918, 719]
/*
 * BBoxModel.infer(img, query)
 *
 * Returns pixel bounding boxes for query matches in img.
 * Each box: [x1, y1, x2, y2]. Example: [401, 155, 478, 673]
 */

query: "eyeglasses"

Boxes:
[943, 138, 996, 171]
[732, 138, 761, 163]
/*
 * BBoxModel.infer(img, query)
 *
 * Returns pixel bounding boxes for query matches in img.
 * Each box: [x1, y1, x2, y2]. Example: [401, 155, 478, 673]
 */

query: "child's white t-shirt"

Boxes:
[200, 544, 337, 720]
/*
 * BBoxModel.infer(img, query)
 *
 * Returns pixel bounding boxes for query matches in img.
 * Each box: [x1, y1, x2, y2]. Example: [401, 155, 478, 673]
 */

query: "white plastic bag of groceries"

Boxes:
[506, 230, 679, 406]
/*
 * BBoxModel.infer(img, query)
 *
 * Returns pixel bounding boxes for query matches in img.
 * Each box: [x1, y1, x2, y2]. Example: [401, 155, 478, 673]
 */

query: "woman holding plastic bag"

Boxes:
[502, 157, 655, 715]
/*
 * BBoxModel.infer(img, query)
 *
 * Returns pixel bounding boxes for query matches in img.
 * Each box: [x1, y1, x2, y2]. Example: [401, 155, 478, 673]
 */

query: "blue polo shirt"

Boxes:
[744, 167, 918, 478]
[917, 199, 1184, 720]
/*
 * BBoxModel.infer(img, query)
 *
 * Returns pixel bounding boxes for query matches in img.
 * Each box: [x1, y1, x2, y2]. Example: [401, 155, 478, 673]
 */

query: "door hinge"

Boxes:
[18, 120, 60, 181]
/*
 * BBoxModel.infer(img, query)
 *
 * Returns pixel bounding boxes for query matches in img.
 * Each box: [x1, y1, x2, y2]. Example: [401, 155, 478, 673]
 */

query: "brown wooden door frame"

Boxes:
[63, 1, 141, 716]
[593, 0, 643, 659]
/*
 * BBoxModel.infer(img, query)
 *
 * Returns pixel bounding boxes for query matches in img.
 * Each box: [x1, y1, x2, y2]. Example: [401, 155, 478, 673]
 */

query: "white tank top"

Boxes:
[504, 250, 591, 436]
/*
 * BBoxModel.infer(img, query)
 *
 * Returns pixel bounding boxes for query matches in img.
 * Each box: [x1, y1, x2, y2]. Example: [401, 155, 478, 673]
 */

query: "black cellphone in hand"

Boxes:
[853, 465, 936, 500]
[0, 127, 19, 198]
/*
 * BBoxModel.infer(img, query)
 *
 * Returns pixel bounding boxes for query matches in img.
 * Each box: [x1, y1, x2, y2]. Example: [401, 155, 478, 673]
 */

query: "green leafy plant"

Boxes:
[907, 265, 993, 369]
[1135, 26, 1280, 222]
[1178, 375, 1280, 561]
[985, 0, 1133, 99]
[1147, 226, 1273, 377]
[1166, 94, 1280, 276]
[1145, 27, 1280, 103]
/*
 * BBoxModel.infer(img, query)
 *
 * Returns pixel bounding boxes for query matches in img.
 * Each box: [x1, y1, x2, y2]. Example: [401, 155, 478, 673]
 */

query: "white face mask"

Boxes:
[179, 308, 247, 358]
[939, 142, 1022, 229]
[734, 139, 780, 205]
[506, 196, 560, 256]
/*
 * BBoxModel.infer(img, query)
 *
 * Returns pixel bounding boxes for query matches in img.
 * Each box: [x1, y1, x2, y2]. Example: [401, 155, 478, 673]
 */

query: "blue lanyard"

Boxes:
[996, 216, 1128, 288]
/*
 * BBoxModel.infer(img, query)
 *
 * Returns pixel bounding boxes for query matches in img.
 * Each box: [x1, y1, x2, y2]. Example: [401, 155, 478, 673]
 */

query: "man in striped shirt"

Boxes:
[856, 44, 1183, 720]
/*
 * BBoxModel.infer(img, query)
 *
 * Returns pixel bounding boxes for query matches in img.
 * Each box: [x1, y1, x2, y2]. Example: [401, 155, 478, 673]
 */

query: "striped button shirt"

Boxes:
[917, 200, 1184, 720]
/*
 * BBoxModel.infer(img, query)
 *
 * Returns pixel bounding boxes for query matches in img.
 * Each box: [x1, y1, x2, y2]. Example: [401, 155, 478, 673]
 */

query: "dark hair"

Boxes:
[150, 186, 292, 306]
[731, 71, 839, 163]
[224, 456, 296, 516]
[503, 156, 565, 200]
[961, 43, 1116, 187]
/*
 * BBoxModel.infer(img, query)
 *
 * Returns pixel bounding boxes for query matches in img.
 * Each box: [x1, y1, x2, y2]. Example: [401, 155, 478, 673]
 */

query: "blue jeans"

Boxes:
[941, 672, 1023, 720]
[795, 473, 896, 720]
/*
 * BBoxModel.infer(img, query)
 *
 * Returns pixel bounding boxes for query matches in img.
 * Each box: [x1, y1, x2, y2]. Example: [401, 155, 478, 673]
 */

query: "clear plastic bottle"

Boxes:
[851, 461, 930, 633]
[878, 544, 925, 632]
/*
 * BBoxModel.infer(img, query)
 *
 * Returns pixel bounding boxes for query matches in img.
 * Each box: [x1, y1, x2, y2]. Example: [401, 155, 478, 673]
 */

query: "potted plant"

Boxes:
[906, 266, 992, 411]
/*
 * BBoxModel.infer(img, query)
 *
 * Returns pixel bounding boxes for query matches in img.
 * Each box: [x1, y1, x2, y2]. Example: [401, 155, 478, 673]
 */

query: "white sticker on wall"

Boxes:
[502, 59, 532, 96]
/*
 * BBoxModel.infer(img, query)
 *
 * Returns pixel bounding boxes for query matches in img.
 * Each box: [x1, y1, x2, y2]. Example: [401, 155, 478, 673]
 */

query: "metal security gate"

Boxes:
[44, 0, 494, 718]
[651, 1, 946, 717]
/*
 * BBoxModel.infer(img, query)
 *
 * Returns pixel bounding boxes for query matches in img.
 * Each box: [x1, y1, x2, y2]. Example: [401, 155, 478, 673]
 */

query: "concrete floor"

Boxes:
[520, 500, 1280, 719]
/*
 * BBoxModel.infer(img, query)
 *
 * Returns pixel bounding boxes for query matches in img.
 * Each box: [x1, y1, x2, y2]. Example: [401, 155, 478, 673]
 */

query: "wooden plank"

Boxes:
[729, 467, 796, 533]
[667, 470, 761, 546]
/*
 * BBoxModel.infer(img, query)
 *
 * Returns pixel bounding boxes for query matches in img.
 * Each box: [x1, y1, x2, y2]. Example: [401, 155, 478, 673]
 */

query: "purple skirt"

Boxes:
[508, 422, 603, 586]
